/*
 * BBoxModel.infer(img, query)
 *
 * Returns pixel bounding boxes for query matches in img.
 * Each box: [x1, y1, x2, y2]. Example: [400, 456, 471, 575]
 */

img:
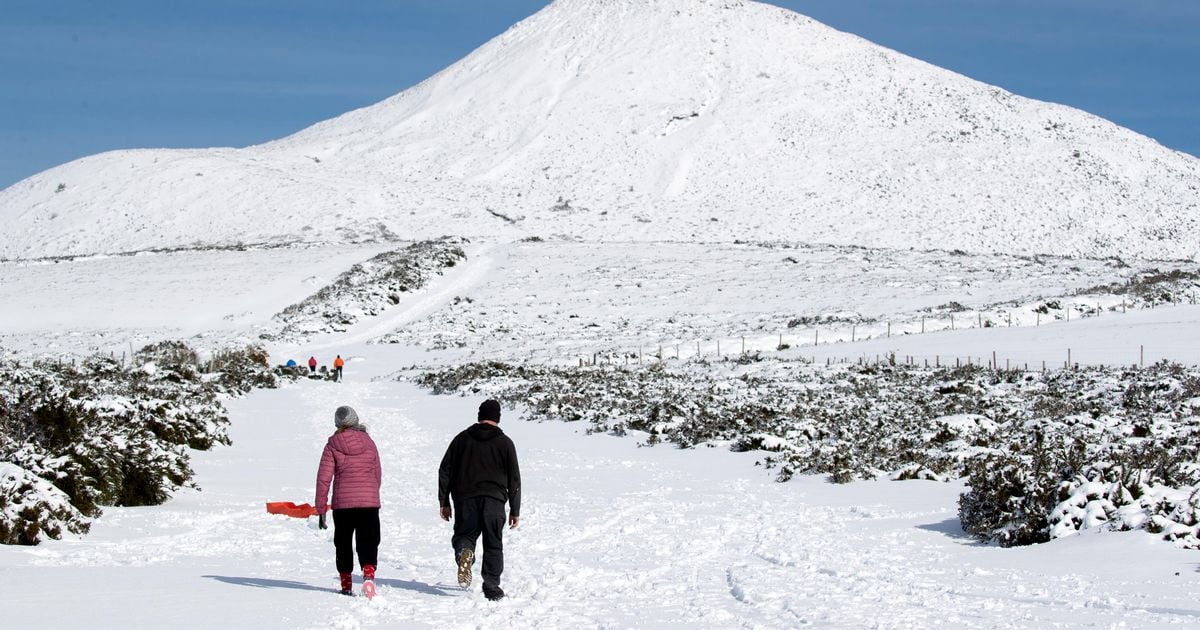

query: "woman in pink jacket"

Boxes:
[316, 405, 382, 597]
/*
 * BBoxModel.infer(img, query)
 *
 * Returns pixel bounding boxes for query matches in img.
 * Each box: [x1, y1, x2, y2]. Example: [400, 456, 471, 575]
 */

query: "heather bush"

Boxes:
[0, 342, 290, 545]
[416, 359, 1200, 548]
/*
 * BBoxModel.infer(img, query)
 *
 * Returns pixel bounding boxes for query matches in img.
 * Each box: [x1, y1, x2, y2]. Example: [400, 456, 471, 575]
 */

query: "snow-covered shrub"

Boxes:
[269, 237, 468, 342]
[958, 365, 1200, 548]
[0, 342, 288, 545]
[961, 436, 1200, 548]
[417, 359, 1200, 548]
[0, 463, 90, 545]
[1077, 267, 1200, 307]
[206, 344, 277, 393]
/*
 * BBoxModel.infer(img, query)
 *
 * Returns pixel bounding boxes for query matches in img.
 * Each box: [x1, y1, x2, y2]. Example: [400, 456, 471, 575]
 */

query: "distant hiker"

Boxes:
[334, 355, 345, 382]
[438, 399, 521, 601]
[315, 406, 382, 598]
[308, 356, 318, 374]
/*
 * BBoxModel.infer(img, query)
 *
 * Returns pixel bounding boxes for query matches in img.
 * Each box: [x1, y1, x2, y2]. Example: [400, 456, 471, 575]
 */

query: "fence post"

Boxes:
[1068, 348, 1072, 366]
[887, 322, 891, 338]
[951, 314, 955, 330]
[1140, 345, 1144, 368]
[814, 329, 819, 346]
[921, 317, 925, 333]
[852, 325, 856, 342]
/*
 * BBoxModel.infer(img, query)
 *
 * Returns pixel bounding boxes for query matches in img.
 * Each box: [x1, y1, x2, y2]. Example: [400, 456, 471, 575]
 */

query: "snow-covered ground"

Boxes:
[4, 341, 1199, 629]
[0, 243, 391, 357]
[3, 238, 1200, 626]
[3, 240, 1196, 366]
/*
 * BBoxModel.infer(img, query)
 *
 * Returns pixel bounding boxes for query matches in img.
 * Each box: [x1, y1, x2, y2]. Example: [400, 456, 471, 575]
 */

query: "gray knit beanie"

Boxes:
[334, 405, 360, 429]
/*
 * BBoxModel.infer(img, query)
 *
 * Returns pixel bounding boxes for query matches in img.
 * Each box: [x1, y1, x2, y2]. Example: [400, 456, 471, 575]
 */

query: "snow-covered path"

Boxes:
[4, 343, 1200, 628]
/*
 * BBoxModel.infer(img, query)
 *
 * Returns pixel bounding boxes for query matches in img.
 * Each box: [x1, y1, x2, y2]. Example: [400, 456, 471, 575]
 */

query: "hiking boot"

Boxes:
[455, 548, 475, 588]
[338, 572, 353, 596]
[362, 564, 377, 599]
[483, 586, 505, 601]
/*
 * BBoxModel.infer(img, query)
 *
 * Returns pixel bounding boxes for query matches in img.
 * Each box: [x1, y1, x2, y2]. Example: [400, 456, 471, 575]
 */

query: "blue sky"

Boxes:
[2, 0, 1197, 189]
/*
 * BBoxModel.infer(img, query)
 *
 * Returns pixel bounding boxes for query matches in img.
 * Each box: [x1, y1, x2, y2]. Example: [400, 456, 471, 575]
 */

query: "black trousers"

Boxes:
[452, 496, 506, 590]
[332, 507, 380, 574]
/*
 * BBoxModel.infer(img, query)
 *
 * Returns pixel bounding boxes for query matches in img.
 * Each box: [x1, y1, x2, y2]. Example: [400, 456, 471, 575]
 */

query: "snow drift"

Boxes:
[1, 0, 1198, 259]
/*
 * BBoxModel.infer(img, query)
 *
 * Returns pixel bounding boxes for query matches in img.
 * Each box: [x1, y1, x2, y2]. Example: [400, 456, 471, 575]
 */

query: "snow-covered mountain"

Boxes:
[2, 0, 1198, 260]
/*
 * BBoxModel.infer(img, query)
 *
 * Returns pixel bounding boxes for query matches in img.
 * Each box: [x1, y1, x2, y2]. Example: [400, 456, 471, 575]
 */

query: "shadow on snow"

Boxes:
[915, 517, 981, 543]
[203, 575, 460, 597]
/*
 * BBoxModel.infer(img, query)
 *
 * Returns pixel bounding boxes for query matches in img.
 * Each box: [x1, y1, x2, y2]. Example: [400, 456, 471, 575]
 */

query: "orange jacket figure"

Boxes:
[334, 356, 345, 368]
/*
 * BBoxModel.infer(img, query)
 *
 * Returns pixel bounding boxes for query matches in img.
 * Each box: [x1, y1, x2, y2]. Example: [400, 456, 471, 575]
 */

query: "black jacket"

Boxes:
[438, 422, 521, 516]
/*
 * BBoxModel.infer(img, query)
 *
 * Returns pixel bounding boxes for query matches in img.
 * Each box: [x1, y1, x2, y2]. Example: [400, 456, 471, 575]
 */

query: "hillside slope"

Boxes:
[2, 0, 1198, 259]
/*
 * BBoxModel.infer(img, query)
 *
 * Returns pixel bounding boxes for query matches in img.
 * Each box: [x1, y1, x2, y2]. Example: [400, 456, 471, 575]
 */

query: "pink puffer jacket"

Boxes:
[315, 428, 382, 514]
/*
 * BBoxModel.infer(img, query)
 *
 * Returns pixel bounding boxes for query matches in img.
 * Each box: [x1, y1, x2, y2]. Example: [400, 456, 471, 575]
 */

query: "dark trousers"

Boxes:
[332, 507, 380, 574]
[335, 366, 343, 382]
[452, 496, 506, 590]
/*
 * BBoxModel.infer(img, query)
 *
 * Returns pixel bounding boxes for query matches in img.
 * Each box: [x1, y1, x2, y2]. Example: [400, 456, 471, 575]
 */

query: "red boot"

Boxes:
[339, 572, 353, 596]
[362, 564, 377, 600]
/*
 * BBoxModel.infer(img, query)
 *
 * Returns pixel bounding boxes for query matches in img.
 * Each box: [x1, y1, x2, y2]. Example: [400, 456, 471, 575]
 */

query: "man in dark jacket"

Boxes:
[438, 399, 521, 601]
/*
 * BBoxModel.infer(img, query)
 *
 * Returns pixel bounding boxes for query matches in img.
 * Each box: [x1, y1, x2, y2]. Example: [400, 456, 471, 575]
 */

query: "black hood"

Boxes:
[467, 423, 504, 441]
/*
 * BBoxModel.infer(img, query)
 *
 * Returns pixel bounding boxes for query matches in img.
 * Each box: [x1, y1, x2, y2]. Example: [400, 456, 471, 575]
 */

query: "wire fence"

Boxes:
[569, 296, 1196, 371]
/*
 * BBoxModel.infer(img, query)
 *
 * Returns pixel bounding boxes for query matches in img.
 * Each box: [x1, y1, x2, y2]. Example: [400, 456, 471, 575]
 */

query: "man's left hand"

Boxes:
[509, 515, 520, 529]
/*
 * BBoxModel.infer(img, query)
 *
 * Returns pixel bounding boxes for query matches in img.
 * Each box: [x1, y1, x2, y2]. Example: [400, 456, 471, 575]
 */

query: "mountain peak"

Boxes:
[1, 0, 1197, 260]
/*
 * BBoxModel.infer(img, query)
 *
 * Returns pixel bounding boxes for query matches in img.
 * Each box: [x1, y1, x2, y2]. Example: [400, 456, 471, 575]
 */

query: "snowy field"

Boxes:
[4, 240, 1200, 627]
[3, 342, 1199, 629]
[2, 239, 1195, 366]
[0, 243, 390, 358]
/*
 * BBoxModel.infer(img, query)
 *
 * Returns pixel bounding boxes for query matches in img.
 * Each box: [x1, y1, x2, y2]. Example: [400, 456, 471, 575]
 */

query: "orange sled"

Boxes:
[266, 501, 318, 518]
